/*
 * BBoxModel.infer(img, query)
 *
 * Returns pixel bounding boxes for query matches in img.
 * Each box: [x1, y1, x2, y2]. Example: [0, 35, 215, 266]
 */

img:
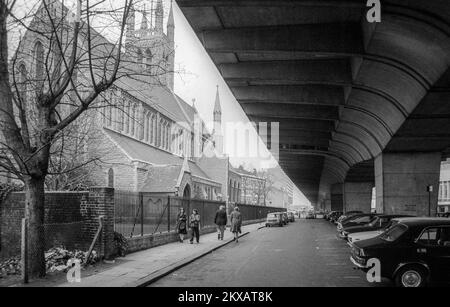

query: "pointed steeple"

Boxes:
[140, 10, 149, 30]
[214, 85, 222, 117]
[167, 0, 175, 42]
[155, 0, 164, 33]
[213, 86, 223, 155]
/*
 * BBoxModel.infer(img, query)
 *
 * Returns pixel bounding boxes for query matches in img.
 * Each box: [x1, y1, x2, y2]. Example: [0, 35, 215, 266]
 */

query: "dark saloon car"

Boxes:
[329, 211, 343, 224]
[350, 218, 450, 287]
[340, 215, 413, 241]
[337, 214, 380, 233]
[337, 211, 364, 223]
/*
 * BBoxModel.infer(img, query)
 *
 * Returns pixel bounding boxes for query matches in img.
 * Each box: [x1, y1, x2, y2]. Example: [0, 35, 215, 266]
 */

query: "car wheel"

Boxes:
[395, 265, 427, 288]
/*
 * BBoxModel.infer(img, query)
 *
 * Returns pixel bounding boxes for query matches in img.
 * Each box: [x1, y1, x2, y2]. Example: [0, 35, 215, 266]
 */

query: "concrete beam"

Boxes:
[277, 136, 330, 147]
[202, 23, 364, 54]
[261, 129, 332, 140]
[220, 60, 352, 85]
[232, 85, 345, 106]
[249, 116, 336, 132]
[375, 152, 441, 216]
[241, 103, 339, 121]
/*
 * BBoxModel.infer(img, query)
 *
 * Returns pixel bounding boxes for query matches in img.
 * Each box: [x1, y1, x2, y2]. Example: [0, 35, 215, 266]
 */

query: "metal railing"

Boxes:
[114, 191, 226, 238]
[114, 190, 287, 239]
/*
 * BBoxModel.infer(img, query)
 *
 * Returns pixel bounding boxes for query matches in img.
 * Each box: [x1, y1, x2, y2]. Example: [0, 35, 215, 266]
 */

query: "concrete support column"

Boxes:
[330, 183, 343, 211]
[343, 182, 373, 213]
[375, 152, 441, 216]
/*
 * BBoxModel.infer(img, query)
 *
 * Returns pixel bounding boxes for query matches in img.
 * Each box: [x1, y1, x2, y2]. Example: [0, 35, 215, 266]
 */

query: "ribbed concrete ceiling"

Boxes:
[176, 0, 450, 204]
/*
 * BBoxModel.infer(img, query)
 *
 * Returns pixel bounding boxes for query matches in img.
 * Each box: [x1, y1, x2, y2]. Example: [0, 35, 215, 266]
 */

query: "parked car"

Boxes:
[315, 211, 324, 219]
[340, 215, 412, 241]
[287, 212, 295, 222]
[337, 214, 380, 233]
[350, 218, 450, 287]
[329, 211, 343, 224]
[437, 212, 450, 218]
[306, 212, 315, 219]
[348, 218, 403, 244]
[337, 211, 364, 224]
[266, 212, 284, 227]
[282, 212, 289, 225]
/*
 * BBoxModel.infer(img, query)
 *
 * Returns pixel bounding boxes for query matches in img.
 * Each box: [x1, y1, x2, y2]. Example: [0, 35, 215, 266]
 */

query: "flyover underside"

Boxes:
[177, 0, 450, 206]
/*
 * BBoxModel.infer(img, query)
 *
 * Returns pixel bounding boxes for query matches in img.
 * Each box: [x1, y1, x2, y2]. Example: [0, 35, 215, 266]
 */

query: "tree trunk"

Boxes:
[24, 177, 46, 278]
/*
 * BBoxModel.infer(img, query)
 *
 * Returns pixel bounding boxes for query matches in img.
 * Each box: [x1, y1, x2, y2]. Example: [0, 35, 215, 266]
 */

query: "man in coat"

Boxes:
[214, 205, 228, 240]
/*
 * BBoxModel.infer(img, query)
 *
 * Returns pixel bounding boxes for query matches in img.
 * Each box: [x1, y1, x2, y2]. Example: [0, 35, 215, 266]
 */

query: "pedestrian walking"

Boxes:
[230, 206, 242, 243]
[189, 209, 201, 244]
[214, 205, 228, 240]
[176, 207, 188, 243]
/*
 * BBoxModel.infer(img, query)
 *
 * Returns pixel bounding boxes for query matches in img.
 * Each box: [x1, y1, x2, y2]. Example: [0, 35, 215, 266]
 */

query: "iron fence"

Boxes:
[114, 190, 286, 239]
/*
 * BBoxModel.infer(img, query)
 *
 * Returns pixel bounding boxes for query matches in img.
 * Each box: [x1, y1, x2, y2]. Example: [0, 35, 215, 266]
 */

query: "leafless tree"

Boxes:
[0, 0, 172, 278]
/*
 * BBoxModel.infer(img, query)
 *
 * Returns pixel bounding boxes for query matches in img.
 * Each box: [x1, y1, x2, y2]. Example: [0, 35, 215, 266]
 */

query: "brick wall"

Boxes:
[0, 191, 87, 260]
[80, 187, 115, 259]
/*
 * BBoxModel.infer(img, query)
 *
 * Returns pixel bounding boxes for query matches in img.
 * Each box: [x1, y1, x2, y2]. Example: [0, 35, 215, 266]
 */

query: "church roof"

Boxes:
[105, 128, 213, 181]
[140, 165, 182, 193]
[114, 77, 198, 125]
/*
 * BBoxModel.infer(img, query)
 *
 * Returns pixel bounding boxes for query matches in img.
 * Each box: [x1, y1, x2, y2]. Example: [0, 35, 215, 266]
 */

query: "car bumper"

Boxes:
[350, 256, 369, 269]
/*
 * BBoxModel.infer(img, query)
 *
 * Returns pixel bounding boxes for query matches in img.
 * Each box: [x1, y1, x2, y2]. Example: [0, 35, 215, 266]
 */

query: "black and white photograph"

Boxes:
[0, 0, 450, 294]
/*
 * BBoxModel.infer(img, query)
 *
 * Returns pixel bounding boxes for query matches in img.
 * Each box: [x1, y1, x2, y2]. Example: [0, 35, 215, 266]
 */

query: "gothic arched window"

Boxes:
[145, 49, 152, 69]
[136, 48, 143, 64]
[150, 114, 156, 144]
[124, 101, 130, 134]
[107, 168, 114, 188]
[34, 41, 45, 81]
[144, 112, 149, 142]
[130, 104, 136, 136]
[18, 64, 28, 103]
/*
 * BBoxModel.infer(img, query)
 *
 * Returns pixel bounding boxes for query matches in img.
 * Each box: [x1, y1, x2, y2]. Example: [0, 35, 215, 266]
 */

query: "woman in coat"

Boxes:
[230, 207, 242, 243]
[176, 207, 188, 242]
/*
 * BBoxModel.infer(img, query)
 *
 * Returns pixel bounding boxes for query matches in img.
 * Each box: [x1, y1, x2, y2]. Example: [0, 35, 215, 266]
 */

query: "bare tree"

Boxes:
[0, 0, 173, 278]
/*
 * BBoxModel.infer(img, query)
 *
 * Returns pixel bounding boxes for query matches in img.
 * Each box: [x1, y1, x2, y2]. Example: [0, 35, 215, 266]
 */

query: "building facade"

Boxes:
[8, 0, 223, 200]
[439, 159, 450, 213]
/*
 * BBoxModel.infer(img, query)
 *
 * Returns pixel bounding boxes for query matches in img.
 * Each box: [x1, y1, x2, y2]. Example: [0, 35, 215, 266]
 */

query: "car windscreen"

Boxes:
[350, 215, 377, 224]
[380, 223, 408, 242]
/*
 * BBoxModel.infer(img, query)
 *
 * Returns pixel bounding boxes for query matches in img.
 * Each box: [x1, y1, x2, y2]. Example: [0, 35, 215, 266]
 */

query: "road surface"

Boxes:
[150, 219, 392, 287]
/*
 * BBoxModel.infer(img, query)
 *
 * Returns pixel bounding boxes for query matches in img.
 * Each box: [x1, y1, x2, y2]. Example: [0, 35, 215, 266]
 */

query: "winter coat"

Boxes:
[176, 213, 187, 234]
[214, 209, 228, 226]
[190, 214, 201, 228]
[230, 211, 242, 233]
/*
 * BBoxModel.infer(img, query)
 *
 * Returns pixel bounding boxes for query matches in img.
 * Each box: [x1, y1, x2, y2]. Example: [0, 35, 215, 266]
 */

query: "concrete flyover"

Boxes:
[176, 0, 450, 216]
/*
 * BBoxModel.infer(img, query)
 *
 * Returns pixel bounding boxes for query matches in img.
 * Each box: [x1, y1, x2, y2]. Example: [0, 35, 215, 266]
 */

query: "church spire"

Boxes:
[214, 85, 222, 118]
[140, 9, 148, 30]
[213, 86, 223, 155]
[167, 0, 175, 42]
[155, 0, 164, 33]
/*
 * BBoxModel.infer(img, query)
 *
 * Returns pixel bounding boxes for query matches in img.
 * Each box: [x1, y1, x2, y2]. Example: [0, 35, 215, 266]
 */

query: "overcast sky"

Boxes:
[168, 1, 310, 206]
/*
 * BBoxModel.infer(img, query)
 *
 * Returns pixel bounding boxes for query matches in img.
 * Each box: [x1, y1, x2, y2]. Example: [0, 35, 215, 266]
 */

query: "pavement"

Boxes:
[150, 219, 393, 287]
[51, 222, 264, 287]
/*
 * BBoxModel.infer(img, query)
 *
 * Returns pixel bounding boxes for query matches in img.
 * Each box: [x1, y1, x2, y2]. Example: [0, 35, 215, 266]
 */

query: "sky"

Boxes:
[167, 1, 310, 207]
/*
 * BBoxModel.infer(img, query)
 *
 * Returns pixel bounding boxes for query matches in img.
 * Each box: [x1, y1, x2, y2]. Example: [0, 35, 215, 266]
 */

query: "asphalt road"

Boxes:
[150, 219, 392, 287]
